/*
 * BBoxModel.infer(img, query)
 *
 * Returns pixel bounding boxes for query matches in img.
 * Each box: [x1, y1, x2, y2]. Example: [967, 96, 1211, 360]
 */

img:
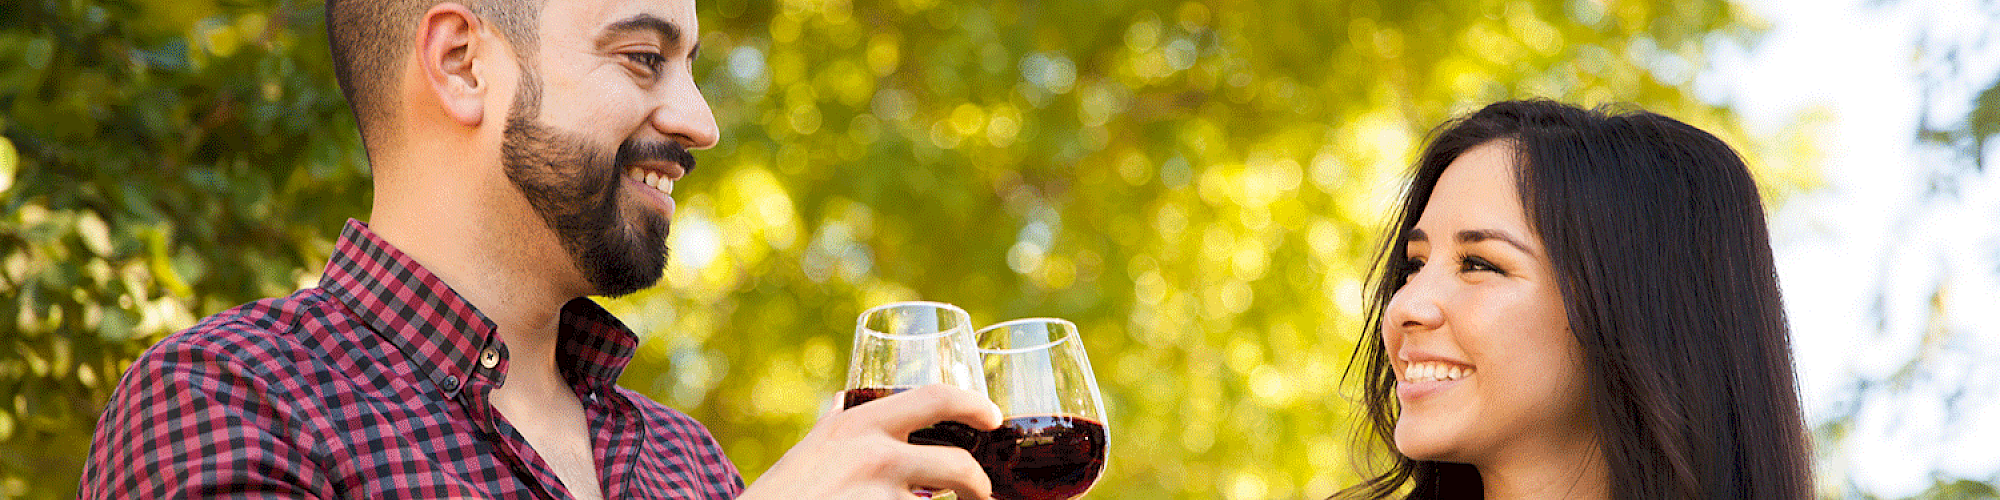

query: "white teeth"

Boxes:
[628, 168, 676, 195]
[1404, 361, 1474, 383]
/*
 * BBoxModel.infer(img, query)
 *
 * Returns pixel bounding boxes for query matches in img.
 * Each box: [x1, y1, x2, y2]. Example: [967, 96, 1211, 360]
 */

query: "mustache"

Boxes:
[615, 140, 696, 175]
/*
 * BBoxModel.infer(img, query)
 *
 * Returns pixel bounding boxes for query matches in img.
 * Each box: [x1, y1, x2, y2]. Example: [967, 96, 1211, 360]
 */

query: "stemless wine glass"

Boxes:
[974, 318, 1109, 500]
[843, 301, 986, 498]
[840, 300, 988, 446]
[844, 301, 985, 410]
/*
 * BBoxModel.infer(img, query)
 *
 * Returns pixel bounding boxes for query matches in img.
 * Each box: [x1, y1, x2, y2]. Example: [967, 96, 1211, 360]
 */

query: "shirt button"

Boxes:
[479, 348, 502, 369]
[442, 375, 461, 391]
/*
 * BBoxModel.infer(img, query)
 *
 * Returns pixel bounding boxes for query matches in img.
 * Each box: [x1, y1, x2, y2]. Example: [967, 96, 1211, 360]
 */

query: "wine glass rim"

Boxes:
[856, 301, 972, 340]
[974, 317, 1078, 353]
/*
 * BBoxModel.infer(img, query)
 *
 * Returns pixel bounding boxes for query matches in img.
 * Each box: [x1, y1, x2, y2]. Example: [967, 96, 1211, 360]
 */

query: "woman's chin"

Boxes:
[1392, 425, 1458, 462]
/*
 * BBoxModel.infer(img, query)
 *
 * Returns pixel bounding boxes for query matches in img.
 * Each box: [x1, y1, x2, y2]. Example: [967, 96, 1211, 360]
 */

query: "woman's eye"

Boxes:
[1459, 256, 1503, 274]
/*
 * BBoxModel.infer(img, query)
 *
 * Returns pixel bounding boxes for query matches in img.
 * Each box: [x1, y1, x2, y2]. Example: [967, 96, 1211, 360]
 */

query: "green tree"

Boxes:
[2, 0, 364, 496]
[1, 0, 1780, 498]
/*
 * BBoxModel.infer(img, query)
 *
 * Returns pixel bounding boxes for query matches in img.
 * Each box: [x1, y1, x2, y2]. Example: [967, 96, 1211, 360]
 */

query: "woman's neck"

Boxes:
[1477, 439, 1611, 500]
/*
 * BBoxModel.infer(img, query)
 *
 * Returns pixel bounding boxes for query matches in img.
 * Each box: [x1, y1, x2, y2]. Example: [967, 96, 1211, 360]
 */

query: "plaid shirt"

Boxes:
[82, 220, 744, 499]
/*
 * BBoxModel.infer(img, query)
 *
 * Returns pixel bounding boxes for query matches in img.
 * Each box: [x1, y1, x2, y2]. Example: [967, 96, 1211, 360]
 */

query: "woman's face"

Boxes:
[1383, 141, 1595, 467]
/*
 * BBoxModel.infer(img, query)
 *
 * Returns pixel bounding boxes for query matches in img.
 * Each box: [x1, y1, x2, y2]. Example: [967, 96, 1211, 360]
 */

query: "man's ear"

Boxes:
[416, 4, 489, 126]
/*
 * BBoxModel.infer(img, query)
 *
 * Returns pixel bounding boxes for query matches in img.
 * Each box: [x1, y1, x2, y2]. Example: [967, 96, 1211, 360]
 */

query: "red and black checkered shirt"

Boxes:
[81, 220, 744, 499]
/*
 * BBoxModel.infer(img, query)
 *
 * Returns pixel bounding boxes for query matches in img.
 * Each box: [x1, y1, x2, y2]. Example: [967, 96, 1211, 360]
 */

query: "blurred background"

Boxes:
[1, 0, 1994, 498]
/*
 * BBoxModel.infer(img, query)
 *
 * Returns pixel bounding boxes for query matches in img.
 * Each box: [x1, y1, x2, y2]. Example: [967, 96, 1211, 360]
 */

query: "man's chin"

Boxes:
[586, 258, 665, 298]
[584, 225, 670, 297]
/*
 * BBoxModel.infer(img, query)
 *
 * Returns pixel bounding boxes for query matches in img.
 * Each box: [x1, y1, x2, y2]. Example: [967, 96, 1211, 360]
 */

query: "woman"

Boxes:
[1339, 100, 1812, 499]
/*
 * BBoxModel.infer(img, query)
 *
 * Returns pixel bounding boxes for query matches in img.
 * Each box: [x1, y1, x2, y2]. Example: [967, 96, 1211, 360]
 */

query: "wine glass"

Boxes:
[842, 300, 987, 455]
[973, 318, 1109, 500]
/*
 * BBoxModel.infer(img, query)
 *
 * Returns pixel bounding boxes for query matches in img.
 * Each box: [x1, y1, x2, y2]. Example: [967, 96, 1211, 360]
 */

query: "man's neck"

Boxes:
[367, 181, 583, 393]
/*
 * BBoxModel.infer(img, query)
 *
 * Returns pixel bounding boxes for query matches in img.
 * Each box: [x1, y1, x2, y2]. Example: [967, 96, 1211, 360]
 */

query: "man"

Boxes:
[80, 0, 1001, 498]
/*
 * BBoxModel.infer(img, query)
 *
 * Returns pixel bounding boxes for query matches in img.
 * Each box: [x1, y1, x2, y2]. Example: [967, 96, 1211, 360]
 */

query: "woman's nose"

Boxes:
[1384, 270, 1444, 333]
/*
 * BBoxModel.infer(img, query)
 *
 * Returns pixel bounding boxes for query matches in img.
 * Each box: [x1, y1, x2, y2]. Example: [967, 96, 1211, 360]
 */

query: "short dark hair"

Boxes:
[325, 0, 542, 152]
[1339, 100, 1813, 499]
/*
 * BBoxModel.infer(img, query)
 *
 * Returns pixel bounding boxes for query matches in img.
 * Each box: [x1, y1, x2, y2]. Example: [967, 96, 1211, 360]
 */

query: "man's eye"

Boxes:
[625, 52, 666, 73]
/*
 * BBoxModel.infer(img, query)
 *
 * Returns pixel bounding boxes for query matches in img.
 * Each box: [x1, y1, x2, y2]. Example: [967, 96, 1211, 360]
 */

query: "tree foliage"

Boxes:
[1, 0, 1774, 498]
[2, 0, 362, 496]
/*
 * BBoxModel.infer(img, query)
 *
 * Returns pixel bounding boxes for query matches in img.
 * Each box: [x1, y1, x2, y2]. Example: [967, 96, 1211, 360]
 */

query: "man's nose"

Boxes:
[651, 75, 718, 150]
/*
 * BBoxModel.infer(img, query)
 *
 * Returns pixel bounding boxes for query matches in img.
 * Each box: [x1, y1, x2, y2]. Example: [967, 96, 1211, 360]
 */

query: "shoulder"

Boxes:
[106, 286, 378, 428]
[138, 288, 348, 378]
[83, 289, 352, 496]
[101, 288, 365, 426]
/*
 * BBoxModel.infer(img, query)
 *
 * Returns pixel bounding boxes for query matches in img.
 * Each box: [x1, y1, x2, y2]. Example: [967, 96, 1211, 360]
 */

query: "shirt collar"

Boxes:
[556, 298, 639, 391]
[320, 219, 640, 396]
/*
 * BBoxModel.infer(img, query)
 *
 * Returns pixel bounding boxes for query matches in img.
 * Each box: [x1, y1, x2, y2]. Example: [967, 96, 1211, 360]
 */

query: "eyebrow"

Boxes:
[1403, 228, 1537, 255]
[601, 14, 700, 59]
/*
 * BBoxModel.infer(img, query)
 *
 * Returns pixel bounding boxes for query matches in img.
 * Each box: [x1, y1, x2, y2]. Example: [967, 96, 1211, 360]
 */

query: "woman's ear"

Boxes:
[415, 3, 487, 126]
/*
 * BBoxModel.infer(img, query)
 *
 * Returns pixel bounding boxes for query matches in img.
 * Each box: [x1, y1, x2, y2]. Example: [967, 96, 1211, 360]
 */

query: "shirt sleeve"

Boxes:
[80, 327, 328, 498]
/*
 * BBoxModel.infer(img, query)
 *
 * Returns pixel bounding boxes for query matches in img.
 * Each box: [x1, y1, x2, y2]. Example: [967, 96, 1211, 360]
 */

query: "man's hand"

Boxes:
[738, 384, 1003, 499]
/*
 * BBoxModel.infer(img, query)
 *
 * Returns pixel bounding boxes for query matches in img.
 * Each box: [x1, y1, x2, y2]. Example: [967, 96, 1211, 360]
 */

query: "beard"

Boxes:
[499, 71, 695, 297]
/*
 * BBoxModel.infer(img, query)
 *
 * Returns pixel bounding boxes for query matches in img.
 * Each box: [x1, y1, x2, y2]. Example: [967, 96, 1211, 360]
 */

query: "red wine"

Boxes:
[840, 387, 907, 408]
[973, 415, 1107, 500]
[841, 387, 983, 451]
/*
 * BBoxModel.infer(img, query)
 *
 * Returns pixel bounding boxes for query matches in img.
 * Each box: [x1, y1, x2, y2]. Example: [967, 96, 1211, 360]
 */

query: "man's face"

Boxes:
[499, 0, 716, 297]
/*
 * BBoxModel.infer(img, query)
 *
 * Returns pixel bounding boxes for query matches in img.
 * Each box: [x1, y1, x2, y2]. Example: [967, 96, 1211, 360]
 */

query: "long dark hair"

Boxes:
[1338, 100, 1812, 499]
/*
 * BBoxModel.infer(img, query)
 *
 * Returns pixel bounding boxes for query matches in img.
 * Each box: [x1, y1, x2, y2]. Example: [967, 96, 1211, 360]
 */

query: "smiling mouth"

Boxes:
[625, 166, 675, 195]
[1402, 361, 1474, 383]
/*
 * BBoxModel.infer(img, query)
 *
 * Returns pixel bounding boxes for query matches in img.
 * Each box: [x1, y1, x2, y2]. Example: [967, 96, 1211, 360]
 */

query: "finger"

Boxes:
[896, 444, 993, 500]
[849, 384, 1003, 435]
